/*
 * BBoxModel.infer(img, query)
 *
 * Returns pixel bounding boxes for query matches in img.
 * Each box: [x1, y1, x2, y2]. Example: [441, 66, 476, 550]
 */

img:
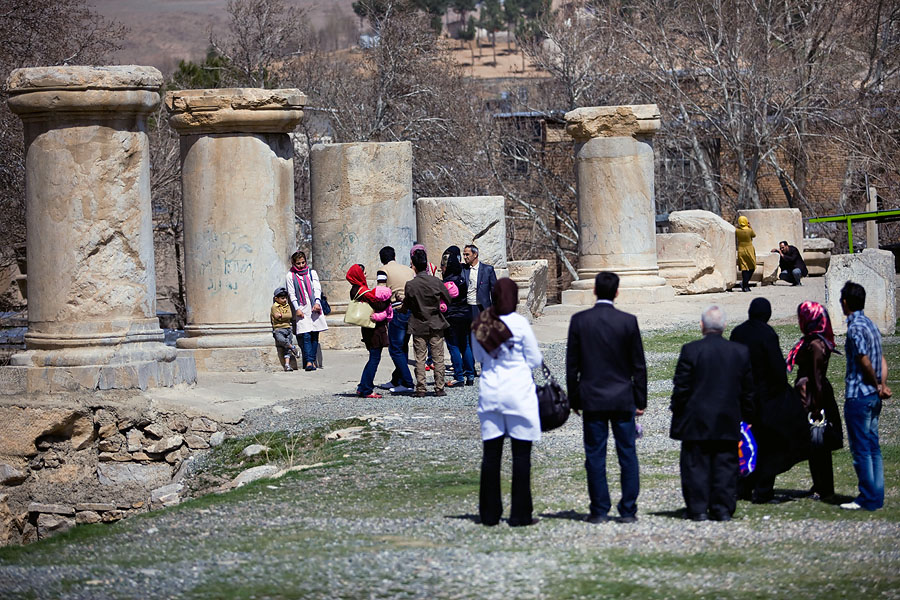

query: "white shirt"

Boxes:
[472, 312, 543, 442]
[467, 262, 480, 306]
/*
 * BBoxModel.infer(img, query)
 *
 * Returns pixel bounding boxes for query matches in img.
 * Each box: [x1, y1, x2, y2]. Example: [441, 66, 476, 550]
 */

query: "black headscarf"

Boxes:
[442, 245, 462, 279]
[748, 297, 772, 322]
[472, 278, 518, 355]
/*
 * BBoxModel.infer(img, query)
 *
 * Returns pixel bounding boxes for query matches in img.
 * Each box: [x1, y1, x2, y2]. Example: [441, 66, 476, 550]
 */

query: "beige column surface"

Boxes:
[310, 142, 415, 311]
[415, 196, 507, 272]
[4, 65, 194, 391]
[562, 105, 673, 304]
[166, 88, 305, 352]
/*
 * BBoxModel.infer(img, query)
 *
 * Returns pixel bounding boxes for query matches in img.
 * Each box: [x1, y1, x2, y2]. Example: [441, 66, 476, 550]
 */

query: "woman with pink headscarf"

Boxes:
[787, 301, 843, 501]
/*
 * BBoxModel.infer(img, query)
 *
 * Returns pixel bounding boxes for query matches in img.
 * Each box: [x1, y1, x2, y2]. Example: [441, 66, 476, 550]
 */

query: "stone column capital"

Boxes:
[6, 66, 163, 119]
[165, 88, 306, 134]
[564, 104, 661, 141]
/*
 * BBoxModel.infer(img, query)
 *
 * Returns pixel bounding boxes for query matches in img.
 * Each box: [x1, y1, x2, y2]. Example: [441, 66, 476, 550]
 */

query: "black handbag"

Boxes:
[536, 361, 570, 432]
[808, 410, 841, 450]
[319, 294, 332, 316]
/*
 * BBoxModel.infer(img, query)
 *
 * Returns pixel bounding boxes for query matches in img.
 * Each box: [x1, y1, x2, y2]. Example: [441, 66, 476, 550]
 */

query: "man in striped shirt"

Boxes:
[839, 281, 892, 511]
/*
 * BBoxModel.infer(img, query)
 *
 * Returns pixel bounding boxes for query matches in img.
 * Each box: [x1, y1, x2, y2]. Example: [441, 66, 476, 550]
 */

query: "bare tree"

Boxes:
[210, 0, 309, 88]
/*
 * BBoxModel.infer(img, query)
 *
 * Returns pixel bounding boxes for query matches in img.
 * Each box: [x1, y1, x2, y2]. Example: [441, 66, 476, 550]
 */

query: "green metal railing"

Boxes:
[807, 209, 900, 253]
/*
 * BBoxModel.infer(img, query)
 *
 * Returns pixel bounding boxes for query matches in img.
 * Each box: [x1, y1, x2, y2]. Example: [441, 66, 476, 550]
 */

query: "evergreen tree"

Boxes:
[479, 0, 504, 64]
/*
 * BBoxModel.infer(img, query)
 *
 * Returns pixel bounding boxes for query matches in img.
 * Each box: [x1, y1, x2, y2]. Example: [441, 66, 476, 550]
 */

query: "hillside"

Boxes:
[91, 0, 358, 73]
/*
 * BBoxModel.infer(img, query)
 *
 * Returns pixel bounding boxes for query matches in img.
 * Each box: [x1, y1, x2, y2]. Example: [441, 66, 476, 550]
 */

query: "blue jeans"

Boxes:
[388, 311, 413, 388]
[358, 347, 383, 395]
[583, 411, 640, 518]
[297, 331, 320, 369]
[845, 392, 884, 510]
[445, 318, 475, 382]
[779, 268, 803, 285]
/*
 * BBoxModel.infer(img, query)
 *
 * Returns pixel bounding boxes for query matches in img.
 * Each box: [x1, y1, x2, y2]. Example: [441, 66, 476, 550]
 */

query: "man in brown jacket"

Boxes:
[402, 248, 451, 397]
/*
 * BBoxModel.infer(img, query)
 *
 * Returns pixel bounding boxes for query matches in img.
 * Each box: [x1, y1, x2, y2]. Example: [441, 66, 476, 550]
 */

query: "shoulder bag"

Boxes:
[536, 361, 570, 432]
[344, 290, 375, 328]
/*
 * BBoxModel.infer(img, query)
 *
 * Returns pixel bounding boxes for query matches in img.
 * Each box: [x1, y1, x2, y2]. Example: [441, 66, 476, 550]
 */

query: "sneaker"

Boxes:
[840, 501, 862, 510]
[465, 379, 475, 386]
[425, 364, 433, 371]
[283, 363, 293, 372]
[377, 381, 395, 390]
[358, 392, 383, 399]
[434, 390, 447, 397]
[445, 380, 464, 388]
[390, 384, 414, 393]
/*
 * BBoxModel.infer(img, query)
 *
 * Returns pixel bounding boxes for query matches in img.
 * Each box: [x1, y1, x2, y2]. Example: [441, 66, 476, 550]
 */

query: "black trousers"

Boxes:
[737, 471, 775, 503]
[479, 436, 532, 526]
[680, 440, 738, 518]
[809, 446, 834, 497]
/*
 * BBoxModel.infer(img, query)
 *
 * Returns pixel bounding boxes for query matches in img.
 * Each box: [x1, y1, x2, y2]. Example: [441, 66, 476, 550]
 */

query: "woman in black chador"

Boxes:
[730, 298, 809, 503]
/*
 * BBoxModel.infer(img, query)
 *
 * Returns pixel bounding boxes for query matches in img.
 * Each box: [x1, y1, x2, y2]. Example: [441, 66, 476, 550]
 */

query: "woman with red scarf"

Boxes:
[346, 264, 393, 398]
[787, 301, 843, 501]
[284, 251, 328, 371]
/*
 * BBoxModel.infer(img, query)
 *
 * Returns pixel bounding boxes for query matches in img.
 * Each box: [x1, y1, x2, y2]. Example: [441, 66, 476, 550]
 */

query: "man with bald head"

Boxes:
[670, 306, 754, 521]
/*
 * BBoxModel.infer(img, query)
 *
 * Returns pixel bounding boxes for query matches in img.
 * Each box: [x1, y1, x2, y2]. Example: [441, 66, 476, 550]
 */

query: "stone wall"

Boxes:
[0, 399, 224, 546]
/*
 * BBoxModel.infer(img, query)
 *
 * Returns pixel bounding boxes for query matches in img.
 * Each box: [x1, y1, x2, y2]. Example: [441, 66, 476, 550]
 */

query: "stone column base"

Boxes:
[561, 284, 675, 306]
[319, 318, 364, 350]
[184, 346, 287, 372]
[0, 355, 196, 395]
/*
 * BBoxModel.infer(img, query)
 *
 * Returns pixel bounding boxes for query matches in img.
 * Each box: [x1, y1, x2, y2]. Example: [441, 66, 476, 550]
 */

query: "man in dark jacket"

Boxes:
[462, 244, 498, 319]
[403, 248, 451, 397]
[671, 305, 754, 521]
[774, 241, 808, 286]
[729, 298, 809, 503]
[566, 272, 647, 524]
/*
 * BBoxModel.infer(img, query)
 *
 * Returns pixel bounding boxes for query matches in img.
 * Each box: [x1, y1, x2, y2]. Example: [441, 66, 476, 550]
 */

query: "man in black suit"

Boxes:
[566, 272, 647, 524]
[670, 306, 754, 521]
[462, 244, 498, 320]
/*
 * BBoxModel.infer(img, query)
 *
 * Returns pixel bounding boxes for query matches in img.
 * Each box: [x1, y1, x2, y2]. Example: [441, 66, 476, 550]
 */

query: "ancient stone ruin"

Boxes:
[561, 104, 674, 304]
[3, 66, 195, 394]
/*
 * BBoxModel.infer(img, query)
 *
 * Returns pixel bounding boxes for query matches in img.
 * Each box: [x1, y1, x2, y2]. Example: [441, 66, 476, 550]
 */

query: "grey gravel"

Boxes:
[1, 336, 898, 600]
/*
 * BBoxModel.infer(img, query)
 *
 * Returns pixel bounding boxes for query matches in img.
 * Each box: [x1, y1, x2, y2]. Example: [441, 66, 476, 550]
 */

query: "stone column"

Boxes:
[562, 105, 673, 304]
[165, 88, 305, 371]
[867, 186, 879, 250]
[309, 142, 415, 348]
[4, 66, 194, 393]
[415, 196, 507, 275]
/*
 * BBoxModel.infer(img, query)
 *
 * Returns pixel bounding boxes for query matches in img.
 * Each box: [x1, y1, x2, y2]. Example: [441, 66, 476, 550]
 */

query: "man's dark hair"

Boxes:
[465, 244, 479, 256]
[779, 240, 789, 247]
[379, 246, 395, 264]
[841, 281, 866, 312]
[411, 248, 428, 273]
[594, 272, 619, 300]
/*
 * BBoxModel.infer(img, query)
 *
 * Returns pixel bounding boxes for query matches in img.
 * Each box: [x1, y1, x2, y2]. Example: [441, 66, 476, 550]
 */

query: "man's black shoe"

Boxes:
[585, 514, 610, 524]
[617, 515, 638, 524]
[687, 512, 709, 522]
[711, 513, 732, 522]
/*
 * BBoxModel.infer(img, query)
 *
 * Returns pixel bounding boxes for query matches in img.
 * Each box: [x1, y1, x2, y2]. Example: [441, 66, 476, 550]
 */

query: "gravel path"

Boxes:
[2, 332, 899, 599]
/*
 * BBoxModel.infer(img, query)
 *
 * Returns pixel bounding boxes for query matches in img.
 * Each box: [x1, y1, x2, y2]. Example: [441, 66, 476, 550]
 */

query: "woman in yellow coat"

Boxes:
[736, 216, 757, 292]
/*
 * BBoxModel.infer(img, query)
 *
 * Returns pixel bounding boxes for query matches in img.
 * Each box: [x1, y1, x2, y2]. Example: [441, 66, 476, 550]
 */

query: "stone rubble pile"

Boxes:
[0, 403, 224, 546]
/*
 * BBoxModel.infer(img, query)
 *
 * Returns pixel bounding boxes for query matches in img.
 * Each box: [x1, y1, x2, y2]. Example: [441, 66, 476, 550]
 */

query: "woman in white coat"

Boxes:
[471, 278, 543, 527]
[285, 251, 328, 371]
